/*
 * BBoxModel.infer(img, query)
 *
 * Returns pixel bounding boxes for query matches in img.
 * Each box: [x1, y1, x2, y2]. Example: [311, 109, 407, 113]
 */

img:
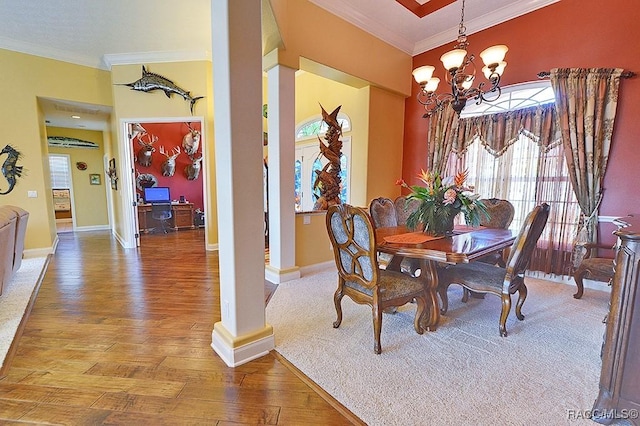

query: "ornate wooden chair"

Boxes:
[394, 195, 422, 227]
[369, 197, 398, 228]
[437, 203, 550, 337]
[571, 242, 615, 299]
[326, 203, 429, 354]
[476, 198, 515, 267]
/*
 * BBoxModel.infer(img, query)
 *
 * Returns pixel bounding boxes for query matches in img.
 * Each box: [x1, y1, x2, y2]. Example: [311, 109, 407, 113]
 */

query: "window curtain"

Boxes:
[452, 103, 561, 157]
[436, 104, 579, 275]
[549, 68, 623, 247]
[426, 99, 458, 175]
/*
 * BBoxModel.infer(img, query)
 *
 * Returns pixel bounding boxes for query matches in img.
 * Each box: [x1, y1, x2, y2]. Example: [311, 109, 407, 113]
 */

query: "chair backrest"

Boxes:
[505, 203, 550, 279]
[394, 196, 421, 227]
[151, 202, 172, 220]
[369, 197, 397, 228]
[479, 198, 515, 229]
[326, 204, 378, 290]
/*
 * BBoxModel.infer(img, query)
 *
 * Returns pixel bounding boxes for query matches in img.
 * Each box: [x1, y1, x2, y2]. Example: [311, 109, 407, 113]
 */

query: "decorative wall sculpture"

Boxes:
[118, 66, 204, 114]
[0, 144, 24, 195]
[312, 104, 343, 210]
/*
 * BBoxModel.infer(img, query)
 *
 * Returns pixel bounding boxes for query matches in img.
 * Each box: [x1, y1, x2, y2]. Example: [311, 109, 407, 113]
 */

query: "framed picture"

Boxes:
[89, 174, 101, 185]
[108, 158, 118, 190]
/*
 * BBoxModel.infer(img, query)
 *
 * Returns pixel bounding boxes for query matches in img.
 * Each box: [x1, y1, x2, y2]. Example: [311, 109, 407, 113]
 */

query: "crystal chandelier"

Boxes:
[412, 0, 508, 117]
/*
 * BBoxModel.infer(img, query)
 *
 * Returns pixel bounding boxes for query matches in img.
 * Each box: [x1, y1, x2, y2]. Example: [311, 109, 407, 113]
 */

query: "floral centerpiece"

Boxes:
[396, 169, 489, 236]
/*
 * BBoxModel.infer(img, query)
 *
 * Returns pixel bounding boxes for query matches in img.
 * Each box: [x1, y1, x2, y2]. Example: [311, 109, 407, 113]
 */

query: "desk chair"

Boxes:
[151, 202, 173, 233]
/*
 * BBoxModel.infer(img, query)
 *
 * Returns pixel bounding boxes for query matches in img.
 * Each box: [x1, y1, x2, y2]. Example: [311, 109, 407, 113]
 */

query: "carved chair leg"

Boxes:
[333, 289, 344, 328]
[499, 294, 512, 337]
[372, 305, 383, 354]
[461, 288, 470, 303]
[573, 267, 586, 299]
[515, 284, 527, 321]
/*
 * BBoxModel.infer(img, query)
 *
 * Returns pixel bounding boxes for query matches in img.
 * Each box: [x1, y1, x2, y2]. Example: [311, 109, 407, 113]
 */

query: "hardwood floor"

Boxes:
[0, 230, 360, 425]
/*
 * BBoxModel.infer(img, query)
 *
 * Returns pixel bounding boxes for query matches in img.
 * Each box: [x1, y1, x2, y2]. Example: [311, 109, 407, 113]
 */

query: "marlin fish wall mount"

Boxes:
[118, 66, 204, 114]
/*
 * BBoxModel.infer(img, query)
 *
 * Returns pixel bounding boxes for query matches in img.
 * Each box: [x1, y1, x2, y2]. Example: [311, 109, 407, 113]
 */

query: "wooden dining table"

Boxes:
[375, 225, 517, 331]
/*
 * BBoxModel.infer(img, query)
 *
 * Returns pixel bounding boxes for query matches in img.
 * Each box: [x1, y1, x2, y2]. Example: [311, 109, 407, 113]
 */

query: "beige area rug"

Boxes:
[0, 257, 48, 370]
[266, 267, 609, 425]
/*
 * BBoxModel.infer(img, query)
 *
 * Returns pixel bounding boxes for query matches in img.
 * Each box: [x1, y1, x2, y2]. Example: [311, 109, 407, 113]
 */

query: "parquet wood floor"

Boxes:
[0, 230, 361, 425]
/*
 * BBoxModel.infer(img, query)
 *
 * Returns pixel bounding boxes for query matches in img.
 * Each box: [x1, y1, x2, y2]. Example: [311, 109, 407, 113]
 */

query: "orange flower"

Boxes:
[454, 169, 469, 188]
[395, 178, 405, 186]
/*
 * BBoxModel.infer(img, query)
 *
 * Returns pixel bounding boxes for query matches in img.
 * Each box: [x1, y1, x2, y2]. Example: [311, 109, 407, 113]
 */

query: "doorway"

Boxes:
[48, 154, 75, 233]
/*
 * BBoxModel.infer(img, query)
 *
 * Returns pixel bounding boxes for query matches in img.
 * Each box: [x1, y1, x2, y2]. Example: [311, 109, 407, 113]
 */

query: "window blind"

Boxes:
[49, 155, 71, 189]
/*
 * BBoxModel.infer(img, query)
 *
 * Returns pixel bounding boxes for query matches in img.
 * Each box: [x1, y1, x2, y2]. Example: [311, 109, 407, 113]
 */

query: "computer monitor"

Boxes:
[143, 186, 170, 203]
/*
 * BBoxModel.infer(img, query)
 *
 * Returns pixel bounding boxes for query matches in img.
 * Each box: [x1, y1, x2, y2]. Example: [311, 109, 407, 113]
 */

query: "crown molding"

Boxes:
[102, 50, 211, 70]
[308, 0, 415, 54]
[413, 0, 560, 55]
[0, 35, 104, 69]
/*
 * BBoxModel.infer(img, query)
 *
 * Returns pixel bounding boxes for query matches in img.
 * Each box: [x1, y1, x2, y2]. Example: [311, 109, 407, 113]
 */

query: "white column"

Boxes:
[210, 0, 274, 367]
[265, 64, 300, 283]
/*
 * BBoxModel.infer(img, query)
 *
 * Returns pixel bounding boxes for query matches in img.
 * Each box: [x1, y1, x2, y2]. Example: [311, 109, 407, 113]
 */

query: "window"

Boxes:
[448, 81, 580, 275]
[295, 113, 351, 141]
[460, 80, 555, 118]
[49, 154, 71, 189]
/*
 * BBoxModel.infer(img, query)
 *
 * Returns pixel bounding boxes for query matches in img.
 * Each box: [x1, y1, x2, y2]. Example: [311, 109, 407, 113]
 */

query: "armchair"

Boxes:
[571, 242, 615, 299]
[326, 203, 429, 354]
[437, 203, 550, 337]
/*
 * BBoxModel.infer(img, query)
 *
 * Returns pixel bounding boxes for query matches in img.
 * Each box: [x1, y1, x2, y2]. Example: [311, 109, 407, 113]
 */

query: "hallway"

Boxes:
[0, 230, 356, 424]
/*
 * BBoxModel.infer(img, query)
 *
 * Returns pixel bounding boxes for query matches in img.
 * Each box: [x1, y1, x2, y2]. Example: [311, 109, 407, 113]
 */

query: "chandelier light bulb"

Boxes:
[479, 45, 508, 67]
[440, 49, 467, 71]
[483, 61, 507, 79]
[425, 77, 440, 93]
[461, 76, 474, 90]
[412, 65, 435, 85]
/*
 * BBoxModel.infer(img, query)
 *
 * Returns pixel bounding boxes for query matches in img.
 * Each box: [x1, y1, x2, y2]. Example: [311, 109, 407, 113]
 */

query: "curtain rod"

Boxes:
[537, 70, 636, 79]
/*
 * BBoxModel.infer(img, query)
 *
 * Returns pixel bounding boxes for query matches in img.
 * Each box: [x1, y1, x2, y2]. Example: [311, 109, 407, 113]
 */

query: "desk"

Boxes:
[376, 225, 516, 330]
[137, 203, 195, 233]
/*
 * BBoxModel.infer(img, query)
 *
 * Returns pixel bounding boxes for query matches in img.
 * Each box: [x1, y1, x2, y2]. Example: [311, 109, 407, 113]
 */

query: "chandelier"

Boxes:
[412, 0, 508, 117]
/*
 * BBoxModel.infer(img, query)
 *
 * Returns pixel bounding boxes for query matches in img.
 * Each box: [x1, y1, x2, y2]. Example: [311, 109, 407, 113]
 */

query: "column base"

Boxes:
[211, 322, 274, 367]
[265, 264, 301, 283]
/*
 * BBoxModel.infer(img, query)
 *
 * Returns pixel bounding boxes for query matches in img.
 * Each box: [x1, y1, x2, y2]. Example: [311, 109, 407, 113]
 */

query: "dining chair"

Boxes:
[437, 203, 550, 337]
[476, 198, 515, 267]
[571, 242, 615, 299]
[325, 203, 429, 354]
[369, 197, 398, 228]
[394, 195, 422, 227]
[151, 202, 173, 233]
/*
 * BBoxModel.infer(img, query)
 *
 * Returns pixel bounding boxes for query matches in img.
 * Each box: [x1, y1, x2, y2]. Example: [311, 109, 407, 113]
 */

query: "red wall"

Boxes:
[404, 0, 640, 227]
[131, 121, 204, 211]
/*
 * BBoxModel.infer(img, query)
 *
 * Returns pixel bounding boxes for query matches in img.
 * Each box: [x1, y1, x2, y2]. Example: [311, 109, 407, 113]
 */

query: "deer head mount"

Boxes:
[185, 153, 203, 180]
[182, 123, 201, 156]
[159, 145, 181, 177]
[136, 133, 157, 167]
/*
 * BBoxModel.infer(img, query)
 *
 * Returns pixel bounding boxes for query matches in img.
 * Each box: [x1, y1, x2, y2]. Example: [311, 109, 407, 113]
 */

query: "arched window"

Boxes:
[460, 80, 554, 118]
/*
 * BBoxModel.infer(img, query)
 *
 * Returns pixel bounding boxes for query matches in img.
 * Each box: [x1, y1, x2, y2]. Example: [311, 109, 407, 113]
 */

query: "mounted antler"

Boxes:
[136, 133, 157, 167]
[185, 153, 203, 180]
[182, 123, 201, 156]
[159, 145, 181, 177]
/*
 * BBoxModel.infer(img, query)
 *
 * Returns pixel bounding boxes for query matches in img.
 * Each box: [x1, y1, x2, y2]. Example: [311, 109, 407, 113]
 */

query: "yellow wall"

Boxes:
[110, 62, 217, 247]
[295, 212, 333, 266]
[47, 127, 109, 228]
[0, 49, 112, 253]
[269, 0, 412, 97]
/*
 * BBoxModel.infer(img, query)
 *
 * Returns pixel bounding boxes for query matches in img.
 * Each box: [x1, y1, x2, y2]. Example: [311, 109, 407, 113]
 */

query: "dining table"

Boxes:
[375, 225, 517, 331]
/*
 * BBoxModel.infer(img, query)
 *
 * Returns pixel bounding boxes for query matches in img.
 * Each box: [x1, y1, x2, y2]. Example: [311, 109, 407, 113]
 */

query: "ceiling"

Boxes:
[0, 0, 558, 132]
